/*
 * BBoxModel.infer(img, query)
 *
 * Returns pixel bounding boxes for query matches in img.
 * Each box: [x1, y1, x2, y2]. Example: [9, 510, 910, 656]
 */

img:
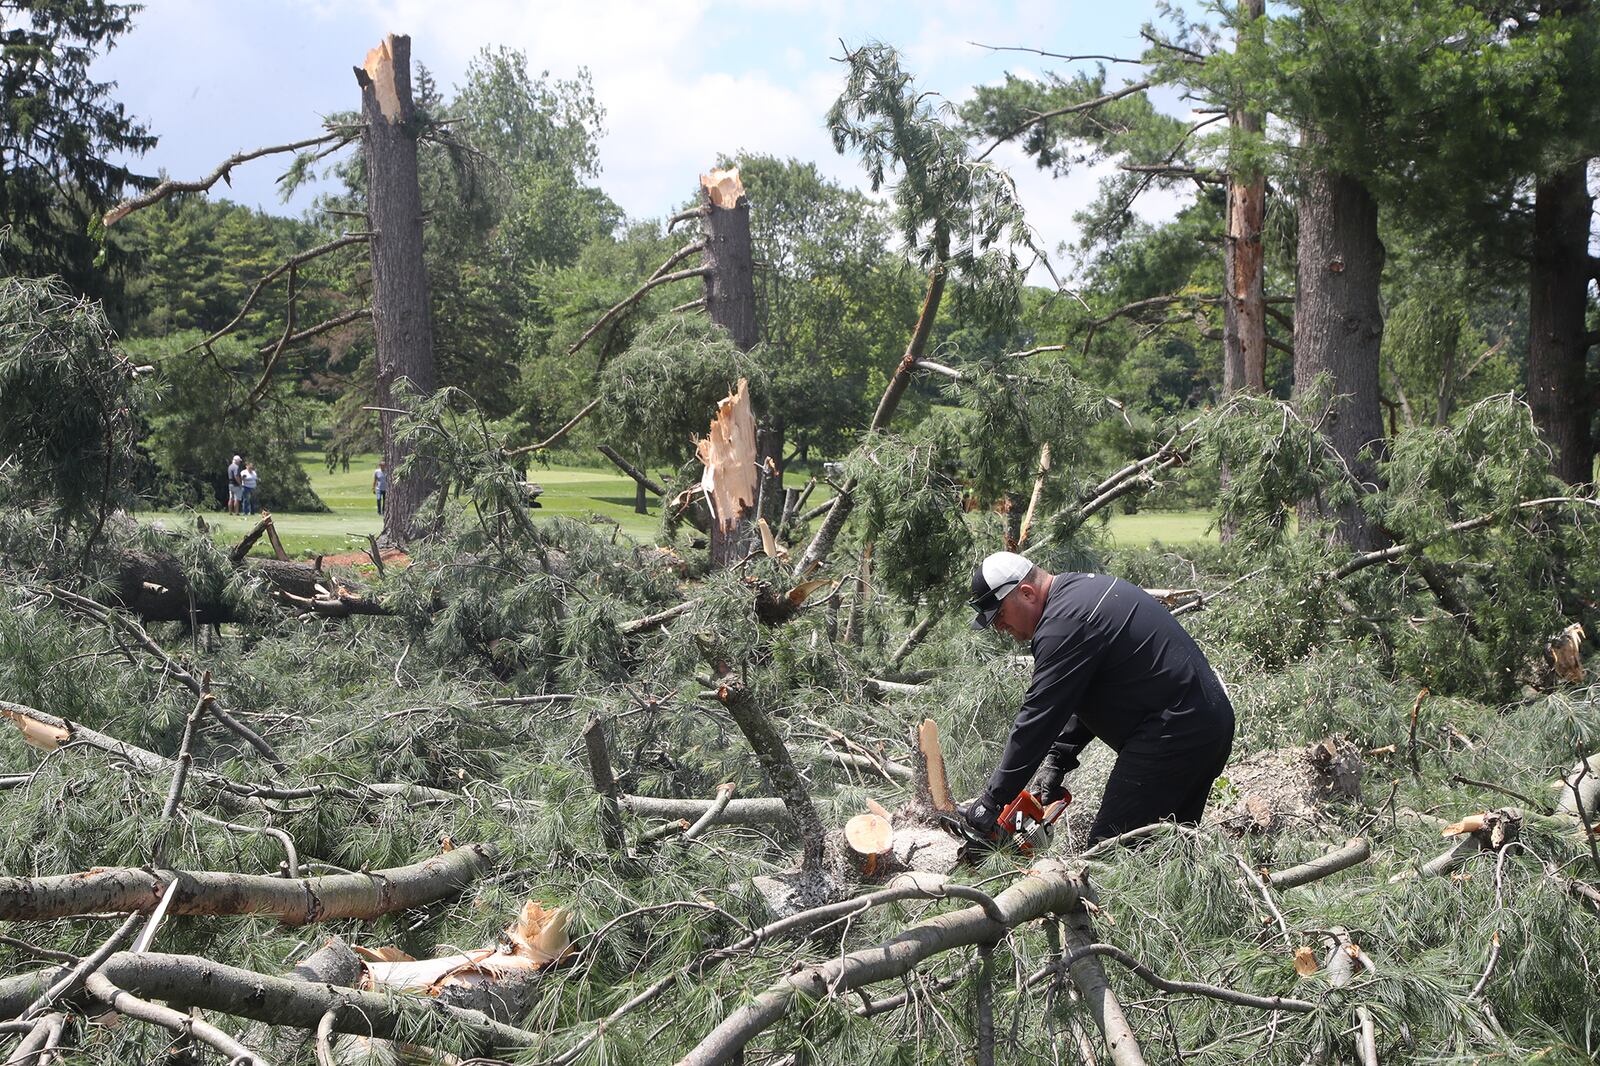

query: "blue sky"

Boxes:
[95, 1, 1196, 278]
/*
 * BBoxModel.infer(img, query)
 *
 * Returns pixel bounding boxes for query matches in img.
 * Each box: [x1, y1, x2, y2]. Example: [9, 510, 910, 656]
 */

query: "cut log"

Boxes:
[843, 813, 894, 878]
[912, 719, 956, 815]
[0, 844, 495, 924]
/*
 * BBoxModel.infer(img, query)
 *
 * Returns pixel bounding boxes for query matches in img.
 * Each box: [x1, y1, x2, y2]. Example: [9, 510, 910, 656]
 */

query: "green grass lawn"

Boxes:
[1104, 509, 1218, 546]
[134, 450, 1215, 556]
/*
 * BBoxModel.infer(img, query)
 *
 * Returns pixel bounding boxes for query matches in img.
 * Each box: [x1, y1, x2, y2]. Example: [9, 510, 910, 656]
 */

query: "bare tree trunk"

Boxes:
[701, 170, 758, 351]
[356, 35, 439, 546]
[1528, 160, 1595, 484]
[1219, 0, 1267, 545]
[1293, 146, 1386, 551]
[700, 170, 763, 567]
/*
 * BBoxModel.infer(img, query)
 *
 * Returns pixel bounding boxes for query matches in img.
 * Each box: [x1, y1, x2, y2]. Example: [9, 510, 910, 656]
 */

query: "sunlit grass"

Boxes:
[135, 450, 1215, 555]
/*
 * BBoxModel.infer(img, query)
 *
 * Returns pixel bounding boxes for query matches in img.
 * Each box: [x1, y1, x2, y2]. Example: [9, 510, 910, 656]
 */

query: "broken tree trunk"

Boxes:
[356, 34, 440, 546]
[697, 378, 761, 568]
[0, 845, 495, 923]
[700, 168, 758, 352]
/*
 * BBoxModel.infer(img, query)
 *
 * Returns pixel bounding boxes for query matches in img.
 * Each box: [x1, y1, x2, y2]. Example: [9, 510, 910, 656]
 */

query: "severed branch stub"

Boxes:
[912, 719, 957, 816]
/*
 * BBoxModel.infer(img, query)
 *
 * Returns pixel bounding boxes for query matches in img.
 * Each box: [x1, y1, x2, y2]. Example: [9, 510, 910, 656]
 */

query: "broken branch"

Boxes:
[103, 132, 355, 225]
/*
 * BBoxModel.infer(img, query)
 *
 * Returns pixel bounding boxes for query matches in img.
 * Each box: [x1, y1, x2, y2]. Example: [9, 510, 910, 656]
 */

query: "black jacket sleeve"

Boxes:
[981, 620, 1108, 807]
[1045, 715, 1095, 773]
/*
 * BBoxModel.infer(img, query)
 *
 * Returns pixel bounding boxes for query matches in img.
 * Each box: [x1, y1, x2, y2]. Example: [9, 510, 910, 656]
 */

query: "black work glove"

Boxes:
[958, 796, 1001, 841]
[1032, 756, 1070, 805]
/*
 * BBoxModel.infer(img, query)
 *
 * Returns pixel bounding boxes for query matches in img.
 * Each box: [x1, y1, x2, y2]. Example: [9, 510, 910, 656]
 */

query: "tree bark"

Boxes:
[1528, 160, 1595, 484]
[700, 169, 759, 352]
[674, 862, 1088, 1066]
[0, 845, 495, 924]
[714, 675, 826, 875]
[0, 953, 539, 1055]
[1293, 147, 1386, 550]
[1219, 0, 1268, 544]
[698, 169, 765, 566]
[356, 35, 440, 546]
[1223, 0, 1268, 399]
[110, 551, 385, 624]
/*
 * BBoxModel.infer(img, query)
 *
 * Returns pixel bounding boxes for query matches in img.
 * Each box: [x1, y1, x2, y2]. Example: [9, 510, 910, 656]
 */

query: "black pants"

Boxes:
[1085, 732, 1233, 846]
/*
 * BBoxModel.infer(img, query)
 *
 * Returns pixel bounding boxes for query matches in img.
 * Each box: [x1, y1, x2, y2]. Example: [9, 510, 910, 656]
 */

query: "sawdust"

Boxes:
[1208, 738, 1364, 835]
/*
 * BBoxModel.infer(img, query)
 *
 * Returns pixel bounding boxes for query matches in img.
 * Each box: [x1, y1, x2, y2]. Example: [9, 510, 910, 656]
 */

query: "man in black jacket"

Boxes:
[963, 551, 1235, 847]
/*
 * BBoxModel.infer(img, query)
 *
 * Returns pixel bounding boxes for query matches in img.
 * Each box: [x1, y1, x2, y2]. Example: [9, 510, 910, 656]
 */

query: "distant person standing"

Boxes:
[373, 461, 387, 515]
[226, 454, 243, 515]
[240, 461, 259, 516]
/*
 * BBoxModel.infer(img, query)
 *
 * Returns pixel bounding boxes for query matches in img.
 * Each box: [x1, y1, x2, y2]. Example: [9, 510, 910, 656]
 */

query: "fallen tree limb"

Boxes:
[505, 398, 602, 458]
[0, 952, 540, 1054]
[710, 675, 826, 875]
[597, 444, 667, 496]
[619, 599, 701, 636]
[620, 794, 793, 828]
[85, 971, 271, 1066]
[1047, 942, 1316, 1013]
[567, 266, 710, 356]
[1059, 905, 1147, 1066]
[1267, 837, 1371, 889]
[0, 844, 496, 923]
[674, 860, 1088, 1066]
[45, 586, 288, 772]
[0, 699, 459, 812]
[1327, 496, 1600, 582]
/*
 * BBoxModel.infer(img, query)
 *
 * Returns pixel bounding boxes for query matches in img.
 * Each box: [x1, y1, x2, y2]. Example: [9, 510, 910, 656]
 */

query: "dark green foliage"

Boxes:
[0, 272, 141, 529]
[595, 315, 769, 469]
[828, 42, 1034, 325]
[0, 0, 154, 308]
[124, 332, 325, 511]
[843, 435, 971, 606]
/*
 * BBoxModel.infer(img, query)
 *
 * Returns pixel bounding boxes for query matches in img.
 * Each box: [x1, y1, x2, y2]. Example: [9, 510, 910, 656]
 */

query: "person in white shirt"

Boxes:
[240, 461, 259, 516]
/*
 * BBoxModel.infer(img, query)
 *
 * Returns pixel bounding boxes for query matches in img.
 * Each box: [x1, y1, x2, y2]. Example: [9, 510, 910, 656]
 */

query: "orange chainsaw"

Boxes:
[942, 787, 1071, 854]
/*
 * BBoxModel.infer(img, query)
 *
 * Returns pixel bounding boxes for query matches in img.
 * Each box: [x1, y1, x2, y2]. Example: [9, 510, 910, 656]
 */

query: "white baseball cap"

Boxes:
[969, 551, 1033, 630]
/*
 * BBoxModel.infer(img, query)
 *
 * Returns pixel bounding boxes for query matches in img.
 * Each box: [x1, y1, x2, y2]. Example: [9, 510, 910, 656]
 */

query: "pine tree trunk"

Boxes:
[700, 170, 762, 567]
[701, 175, 758, 352]
[1219, 0, 1267, 545]
[356, 35, 439, 546]
[1528, 160, 1595, 485]
[1293, 154, 1386, 551]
